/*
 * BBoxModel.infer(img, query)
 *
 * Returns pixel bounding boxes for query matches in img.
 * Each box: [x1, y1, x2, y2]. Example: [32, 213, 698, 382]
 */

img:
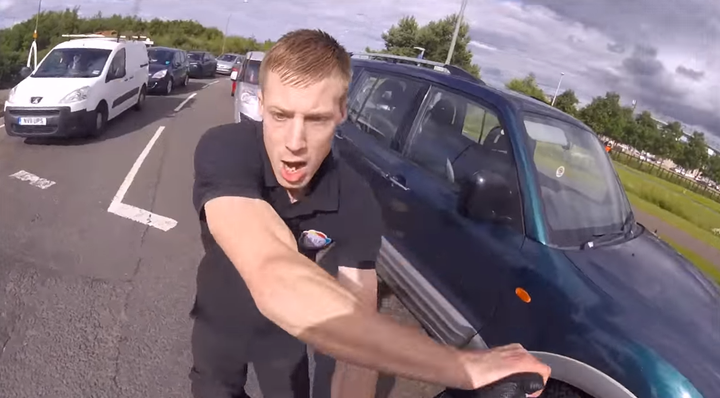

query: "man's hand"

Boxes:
[459, 344, 550, 396]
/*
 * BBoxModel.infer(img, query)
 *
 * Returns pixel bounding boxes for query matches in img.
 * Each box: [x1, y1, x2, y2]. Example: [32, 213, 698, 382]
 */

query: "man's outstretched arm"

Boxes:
[204, 196, 550, 391]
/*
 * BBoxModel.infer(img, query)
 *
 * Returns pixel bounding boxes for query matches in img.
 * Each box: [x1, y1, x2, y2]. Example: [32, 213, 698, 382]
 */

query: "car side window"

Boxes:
[406, 86, 514, 185]
[349, 72, 424, 146]
[109, 48, 126, 79]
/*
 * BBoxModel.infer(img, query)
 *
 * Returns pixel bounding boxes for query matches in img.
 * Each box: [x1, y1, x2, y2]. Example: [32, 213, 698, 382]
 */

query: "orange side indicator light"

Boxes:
[515, 287, 531, 303]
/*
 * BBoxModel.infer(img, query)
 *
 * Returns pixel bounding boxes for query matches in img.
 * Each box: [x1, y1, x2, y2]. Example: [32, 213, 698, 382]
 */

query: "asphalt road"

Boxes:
[0, 78, 439, 398]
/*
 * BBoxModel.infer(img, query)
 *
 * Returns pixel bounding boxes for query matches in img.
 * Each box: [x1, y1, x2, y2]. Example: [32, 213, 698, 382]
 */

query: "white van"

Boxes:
[3, 38, 149, 138]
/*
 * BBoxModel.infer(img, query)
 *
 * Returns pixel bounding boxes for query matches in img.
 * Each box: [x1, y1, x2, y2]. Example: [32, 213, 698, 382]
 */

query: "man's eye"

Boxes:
[273, 113, 288, 121]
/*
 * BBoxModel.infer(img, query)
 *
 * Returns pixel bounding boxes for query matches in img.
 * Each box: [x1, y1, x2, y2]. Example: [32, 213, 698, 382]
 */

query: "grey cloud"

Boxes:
[676, 65, 705, 80]
[622, 45, 663, 77]
[607, 42, 625, 54]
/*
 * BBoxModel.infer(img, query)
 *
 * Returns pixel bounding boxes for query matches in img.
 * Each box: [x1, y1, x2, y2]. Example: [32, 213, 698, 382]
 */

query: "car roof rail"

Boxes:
[350, 52, 484, 85]
[61, 33, 154, 46]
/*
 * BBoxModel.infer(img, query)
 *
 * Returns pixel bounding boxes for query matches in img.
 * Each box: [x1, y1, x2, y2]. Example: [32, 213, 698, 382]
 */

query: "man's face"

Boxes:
[259, 70, 347, 192]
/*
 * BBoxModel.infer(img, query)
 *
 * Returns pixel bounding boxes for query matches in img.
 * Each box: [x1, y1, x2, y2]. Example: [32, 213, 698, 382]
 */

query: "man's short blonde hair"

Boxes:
[259, 29, 352, 94]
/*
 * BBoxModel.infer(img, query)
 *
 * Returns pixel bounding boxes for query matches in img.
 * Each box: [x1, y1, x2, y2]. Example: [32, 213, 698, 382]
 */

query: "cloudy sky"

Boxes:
[1, 0, 719, 148]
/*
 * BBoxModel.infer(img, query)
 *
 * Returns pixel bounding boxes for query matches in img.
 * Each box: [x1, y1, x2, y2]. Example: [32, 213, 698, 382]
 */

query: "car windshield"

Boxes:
[188, 53, 202, 61]
[524, 112, 632, 248]
[148, 49, 174, 65]
[32, 48, 112, 78]
[241, 60, 261, 84]
[218, 54, 237, 62]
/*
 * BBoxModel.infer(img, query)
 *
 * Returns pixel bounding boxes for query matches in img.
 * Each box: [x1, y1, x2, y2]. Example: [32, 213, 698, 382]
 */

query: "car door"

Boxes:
[387, 85, 527, 346]
[171, 51, 183, 81]
[335, 69, 429, 239]
[105, 48, 132, 118]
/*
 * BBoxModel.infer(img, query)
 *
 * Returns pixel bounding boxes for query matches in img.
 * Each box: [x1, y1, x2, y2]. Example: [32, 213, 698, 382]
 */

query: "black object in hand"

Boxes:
[437, 373, 545, 398]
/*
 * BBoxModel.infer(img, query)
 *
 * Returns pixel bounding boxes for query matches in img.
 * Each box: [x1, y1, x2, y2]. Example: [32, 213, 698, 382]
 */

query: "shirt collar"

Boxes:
[261, 147, 340, 216]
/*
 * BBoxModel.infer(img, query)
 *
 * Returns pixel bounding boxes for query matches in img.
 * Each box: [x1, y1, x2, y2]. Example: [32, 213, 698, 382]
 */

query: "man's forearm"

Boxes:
[206, 198, 472, 389]
[245, 248, 470, 388]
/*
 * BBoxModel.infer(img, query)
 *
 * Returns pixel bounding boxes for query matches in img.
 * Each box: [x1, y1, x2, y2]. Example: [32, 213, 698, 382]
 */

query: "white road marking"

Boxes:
[107, 126, 178, 232]
[174, 92, 197, 112]
[202, 80, 219, 89]
[9, 170, 56, 189]
[0, 124, 5, 129]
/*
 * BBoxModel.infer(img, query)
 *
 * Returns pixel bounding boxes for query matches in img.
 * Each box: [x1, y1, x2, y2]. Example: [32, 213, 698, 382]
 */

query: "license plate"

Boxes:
[19, 117, 47, 126]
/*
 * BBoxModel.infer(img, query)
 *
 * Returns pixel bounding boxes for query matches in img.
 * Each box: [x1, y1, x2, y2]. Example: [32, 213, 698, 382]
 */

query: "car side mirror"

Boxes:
[19, 66, 32, 79]
[457, 170, 516, 224]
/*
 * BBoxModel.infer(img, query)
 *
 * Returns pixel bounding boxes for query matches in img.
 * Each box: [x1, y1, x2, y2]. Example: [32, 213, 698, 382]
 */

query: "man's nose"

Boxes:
[285, 118, 307, 153]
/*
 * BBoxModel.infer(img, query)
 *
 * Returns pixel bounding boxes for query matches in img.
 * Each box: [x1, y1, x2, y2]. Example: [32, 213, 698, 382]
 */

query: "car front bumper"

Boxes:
[148, 75, 172, 93]
[3, 106, 93, 137]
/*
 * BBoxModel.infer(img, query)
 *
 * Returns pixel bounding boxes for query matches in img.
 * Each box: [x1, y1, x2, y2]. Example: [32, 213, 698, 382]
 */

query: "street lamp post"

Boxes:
[221, 14, 232, 55]
[445, 0, 469, 65]
[551, 72, 565, 106]
[26, 0, 42, 69]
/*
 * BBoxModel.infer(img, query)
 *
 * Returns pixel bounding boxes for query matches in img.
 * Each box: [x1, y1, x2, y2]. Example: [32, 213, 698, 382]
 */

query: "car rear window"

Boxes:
[218, 54, 237, 62]
[241, 60, 261, 84]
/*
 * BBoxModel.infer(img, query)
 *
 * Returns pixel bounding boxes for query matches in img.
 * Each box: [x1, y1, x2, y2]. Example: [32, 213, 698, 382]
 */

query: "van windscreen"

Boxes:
[33, 48, 112, 78]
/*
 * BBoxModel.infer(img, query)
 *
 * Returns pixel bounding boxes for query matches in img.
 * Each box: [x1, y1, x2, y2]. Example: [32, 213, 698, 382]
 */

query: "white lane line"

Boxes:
[9, 170, 56, 189]
[0, 124, 5, 129]
[202, 80, 219, 89]
[174, 92, 197, 112]
[107, 126, 178, 232]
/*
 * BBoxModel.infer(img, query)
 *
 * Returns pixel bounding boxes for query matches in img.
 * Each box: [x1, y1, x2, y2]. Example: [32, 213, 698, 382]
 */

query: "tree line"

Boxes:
[506, 73, 720, 183]
[0, 8, 275, 88]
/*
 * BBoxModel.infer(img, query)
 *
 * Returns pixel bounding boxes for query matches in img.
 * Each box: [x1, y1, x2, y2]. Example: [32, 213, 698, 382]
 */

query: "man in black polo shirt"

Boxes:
[190, 29, 550, 398]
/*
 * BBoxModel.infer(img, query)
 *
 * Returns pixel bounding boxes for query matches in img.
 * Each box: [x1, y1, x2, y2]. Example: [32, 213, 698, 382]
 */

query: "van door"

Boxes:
[106, 48, 135, 118]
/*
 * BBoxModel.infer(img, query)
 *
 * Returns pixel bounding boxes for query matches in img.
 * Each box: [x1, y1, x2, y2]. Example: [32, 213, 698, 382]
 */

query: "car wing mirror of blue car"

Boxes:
[457, 169, 514, 224]
[434, 373, 545, 398]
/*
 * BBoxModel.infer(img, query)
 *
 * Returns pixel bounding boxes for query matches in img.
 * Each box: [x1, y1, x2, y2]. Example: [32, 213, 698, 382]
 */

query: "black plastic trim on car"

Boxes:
[113, 87, 140, 108]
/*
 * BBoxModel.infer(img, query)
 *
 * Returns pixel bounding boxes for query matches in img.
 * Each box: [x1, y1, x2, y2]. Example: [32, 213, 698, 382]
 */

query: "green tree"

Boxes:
[625, 111, 660, 152]
[506, 73, 547, 103]
[552, 89, 579, 116]
[0, 8, 275, 87]
[705, 154, 720, 183]
[654, 121, 684, 161]
[578, 92, 634, 142]
[674, 132, 709, 172]
[367, 14, 481, 78]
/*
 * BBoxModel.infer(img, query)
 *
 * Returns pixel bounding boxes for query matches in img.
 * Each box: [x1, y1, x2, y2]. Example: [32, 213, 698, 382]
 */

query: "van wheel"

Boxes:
[133, 86, 146, 111]
[88, 103, 108, 137]
[164, 78, 174, 95]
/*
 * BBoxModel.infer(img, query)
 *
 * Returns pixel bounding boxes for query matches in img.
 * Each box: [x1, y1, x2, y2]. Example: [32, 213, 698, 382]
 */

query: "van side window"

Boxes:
[349, 72, 424, 146]
[109, 48, 126, 79]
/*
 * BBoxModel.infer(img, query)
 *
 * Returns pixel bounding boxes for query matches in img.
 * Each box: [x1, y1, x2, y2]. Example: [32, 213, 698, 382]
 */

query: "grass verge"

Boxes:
[625, 191, 720, 253]
[659, 235, 720, 285]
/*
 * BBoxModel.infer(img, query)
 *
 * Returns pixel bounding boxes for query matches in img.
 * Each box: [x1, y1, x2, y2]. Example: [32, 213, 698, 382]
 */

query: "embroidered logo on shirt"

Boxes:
[299, 229, 332, 250]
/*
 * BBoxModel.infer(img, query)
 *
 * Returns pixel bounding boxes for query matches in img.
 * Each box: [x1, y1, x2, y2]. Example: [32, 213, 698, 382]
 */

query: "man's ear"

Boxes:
[257, 90, 264, 116]
[338, 94, 348, 124]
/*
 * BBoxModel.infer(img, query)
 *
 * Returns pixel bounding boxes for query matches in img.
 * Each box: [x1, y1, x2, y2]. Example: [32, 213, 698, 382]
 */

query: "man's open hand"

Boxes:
[459, 344, 551, 396]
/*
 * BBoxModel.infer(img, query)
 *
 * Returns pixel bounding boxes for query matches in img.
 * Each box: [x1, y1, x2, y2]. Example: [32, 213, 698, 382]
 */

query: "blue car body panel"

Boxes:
[342, 58, 720, 398]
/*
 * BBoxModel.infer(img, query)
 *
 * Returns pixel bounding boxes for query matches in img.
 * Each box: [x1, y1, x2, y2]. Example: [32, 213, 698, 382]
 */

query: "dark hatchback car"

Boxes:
[147, 46, 190, 95]
[187, 51, 217, 78]
[337, 54, 720, 398]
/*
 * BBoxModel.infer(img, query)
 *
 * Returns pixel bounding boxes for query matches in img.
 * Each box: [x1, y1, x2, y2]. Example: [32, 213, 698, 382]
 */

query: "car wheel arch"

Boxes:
[530, 351, 638, 398]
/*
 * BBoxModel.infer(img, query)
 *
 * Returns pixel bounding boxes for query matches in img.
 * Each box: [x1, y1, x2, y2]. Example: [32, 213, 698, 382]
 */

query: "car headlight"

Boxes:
[152, 69, 167, 79]
[6, 86, 18, 104]
[60, 86, 90, 104]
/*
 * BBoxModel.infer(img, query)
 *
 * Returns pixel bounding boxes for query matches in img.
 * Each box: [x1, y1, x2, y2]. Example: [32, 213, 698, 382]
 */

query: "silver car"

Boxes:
[233, 51, 265, 122]
[216, 53, 241, 75]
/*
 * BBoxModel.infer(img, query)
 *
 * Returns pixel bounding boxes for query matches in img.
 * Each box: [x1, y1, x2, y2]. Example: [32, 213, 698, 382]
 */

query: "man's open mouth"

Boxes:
[282, 160, 307, 174]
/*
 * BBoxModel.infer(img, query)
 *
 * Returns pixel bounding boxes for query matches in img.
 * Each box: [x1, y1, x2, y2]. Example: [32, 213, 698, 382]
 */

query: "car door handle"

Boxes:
[387, 174, 409, 191]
